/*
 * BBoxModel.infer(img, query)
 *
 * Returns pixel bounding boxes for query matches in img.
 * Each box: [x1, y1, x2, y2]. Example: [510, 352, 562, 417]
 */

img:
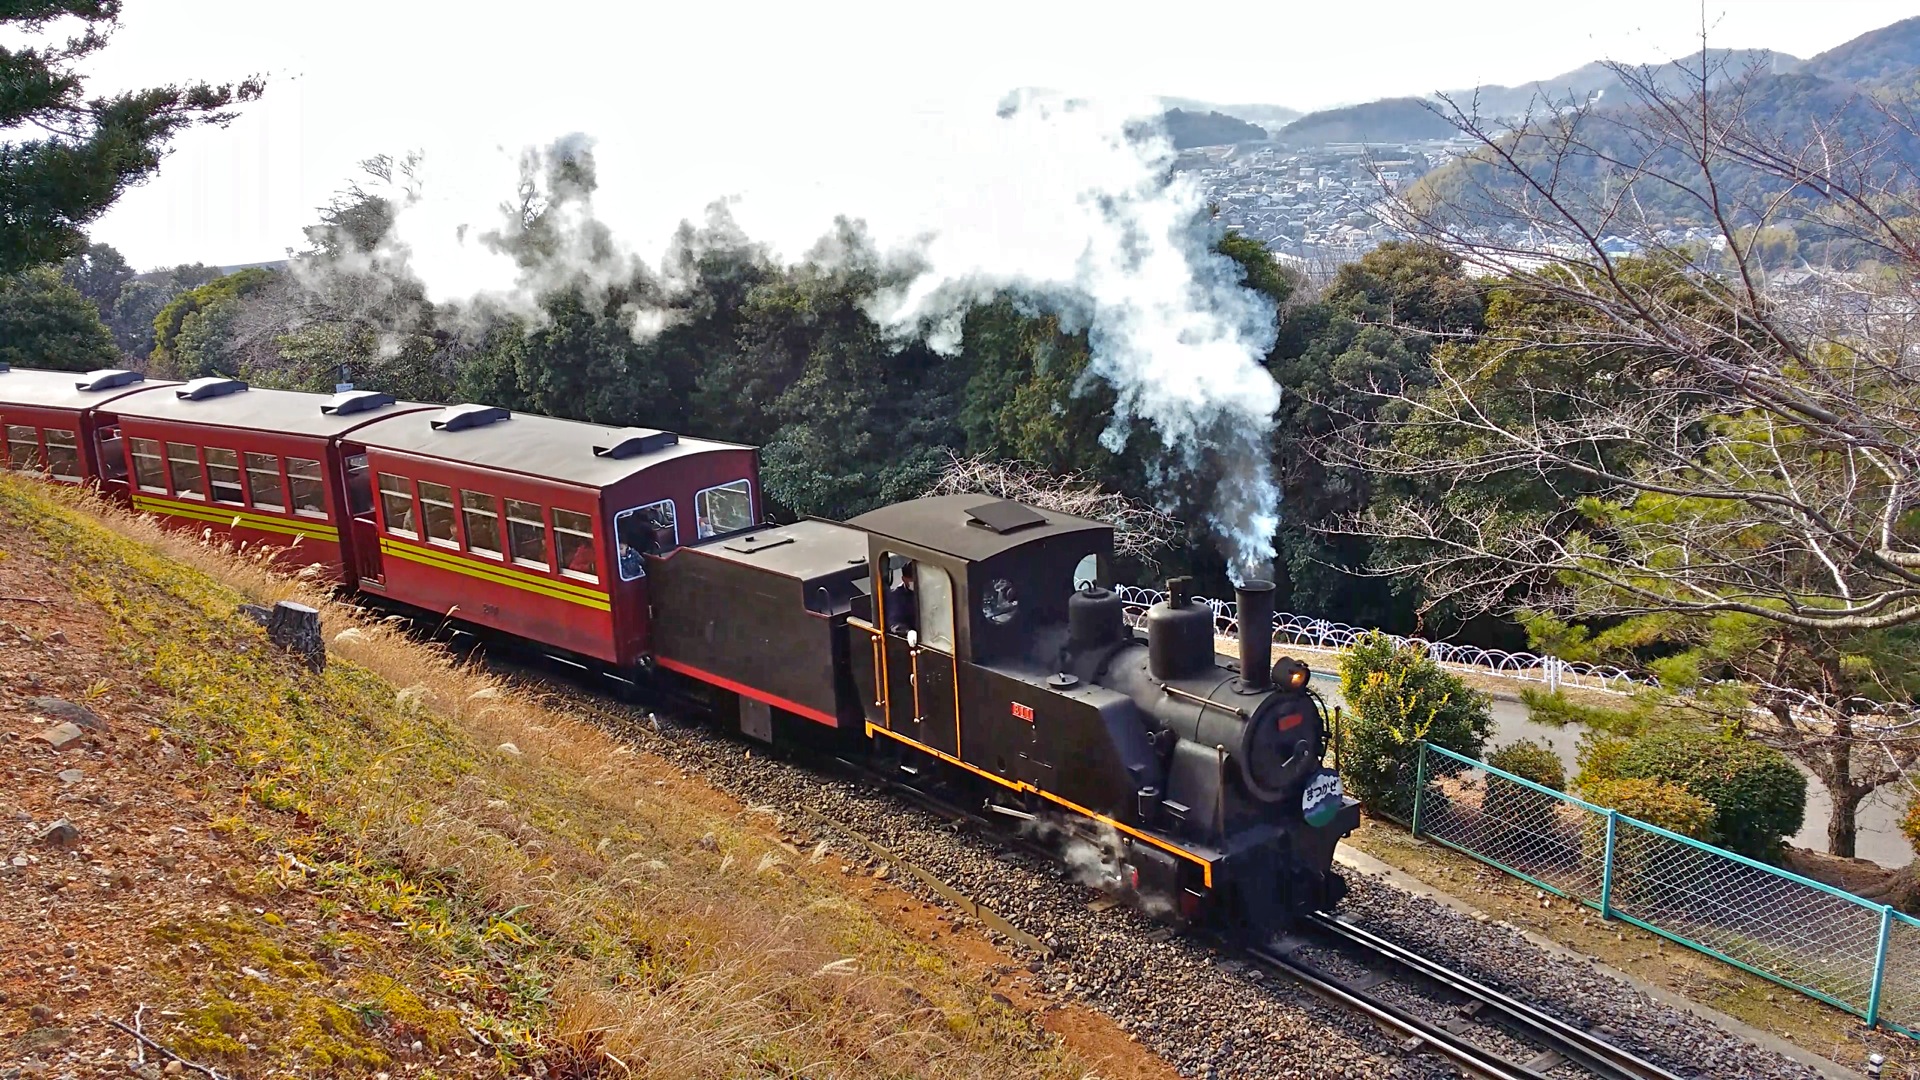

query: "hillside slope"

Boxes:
[0, 475, 1129, 1079]
[1276, 97, 1457, 145]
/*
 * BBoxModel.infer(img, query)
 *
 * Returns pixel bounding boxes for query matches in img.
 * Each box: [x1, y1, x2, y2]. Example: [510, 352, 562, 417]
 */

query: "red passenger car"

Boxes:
[100, 376, 436, 578]
[0, 366, 173, 490]
[343, 404, 759, 667]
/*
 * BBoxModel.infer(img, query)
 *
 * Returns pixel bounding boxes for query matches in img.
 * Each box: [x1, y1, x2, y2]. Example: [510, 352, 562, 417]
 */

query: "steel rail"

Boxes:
[1247, 945, 1543, 1080]
[1306, 913, 1686, 1080]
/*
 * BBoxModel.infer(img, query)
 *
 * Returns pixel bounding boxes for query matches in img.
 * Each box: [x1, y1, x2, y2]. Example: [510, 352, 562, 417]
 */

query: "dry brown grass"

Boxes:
[8, 477, 1093, 1079]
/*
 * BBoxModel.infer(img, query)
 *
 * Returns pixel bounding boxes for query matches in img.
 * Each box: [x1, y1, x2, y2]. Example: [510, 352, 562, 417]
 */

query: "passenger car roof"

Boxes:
[349, 406, 754, 489]
[0, 367, 175, 412]
[108, 380, 435, 438]
[847, 494, 1111, 564]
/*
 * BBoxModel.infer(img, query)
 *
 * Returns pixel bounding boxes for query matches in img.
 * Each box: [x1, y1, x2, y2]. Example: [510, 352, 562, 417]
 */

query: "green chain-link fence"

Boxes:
[1408, 741, 1919, 1037]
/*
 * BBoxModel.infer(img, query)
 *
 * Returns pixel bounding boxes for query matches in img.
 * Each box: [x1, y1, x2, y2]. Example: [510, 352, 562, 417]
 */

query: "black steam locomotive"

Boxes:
[647, 493, 1359, 934]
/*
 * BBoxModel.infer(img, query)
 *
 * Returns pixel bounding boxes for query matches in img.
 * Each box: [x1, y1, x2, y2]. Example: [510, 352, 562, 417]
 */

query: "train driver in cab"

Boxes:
[885, 561, 917, 635]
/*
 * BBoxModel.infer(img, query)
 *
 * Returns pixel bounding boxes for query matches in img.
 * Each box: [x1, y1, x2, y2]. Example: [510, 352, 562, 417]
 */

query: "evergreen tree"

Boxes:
[1, 2, 263, 274]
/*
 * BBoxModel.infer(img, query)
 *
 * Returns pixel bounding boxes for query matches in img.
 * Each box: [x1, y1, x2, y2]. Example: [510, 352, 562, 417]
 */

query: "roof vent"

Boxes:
[592, 428, 678, 459]
[430, 404, 510, 432]
[176, 376, 248, 401]
[75, 369, 143, 392]
[965, 499, 1048, 534]
[321, 390, 395, 416]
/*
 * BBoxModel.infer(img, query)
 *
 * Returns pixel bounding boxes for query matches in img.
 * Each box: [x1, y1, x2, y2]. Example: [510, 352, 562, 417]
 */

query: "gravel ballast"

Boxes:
[550, 686, 1827, 1080]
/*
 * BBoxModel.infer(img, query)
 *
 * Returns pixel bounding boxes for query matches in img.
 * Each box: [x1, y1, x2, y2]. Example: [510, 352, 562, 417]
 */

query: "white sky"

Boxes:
[71, 0, 1920, 269]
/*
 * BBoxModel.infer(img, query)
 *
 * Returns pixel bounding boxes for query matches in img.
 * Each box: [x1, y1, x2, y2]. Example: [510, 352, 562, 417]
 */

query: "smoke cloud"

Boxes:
[357, 89, 1284, 573]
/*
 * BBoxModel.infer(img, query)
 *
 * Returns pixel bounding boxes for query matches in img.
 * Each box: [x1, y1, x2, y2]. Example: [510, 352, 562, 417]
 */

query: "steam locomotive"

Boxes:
[648, 495, 1359, 933]
[1, 365, 1358, 934]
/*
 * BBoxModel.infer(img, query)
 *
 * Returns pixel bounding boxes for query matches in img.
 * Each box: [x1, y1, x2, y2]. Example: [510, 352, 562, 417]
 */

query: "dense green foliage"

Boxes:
[1336, 631, 1493, 816]
[149, 268, 279, 378]
[1580, 777, 1719, 842]
[0, 2, 262, 275]
[1613, 729, 1806, 858]
[1487, 739, 1566, 791]
[0, 267, 118, 371]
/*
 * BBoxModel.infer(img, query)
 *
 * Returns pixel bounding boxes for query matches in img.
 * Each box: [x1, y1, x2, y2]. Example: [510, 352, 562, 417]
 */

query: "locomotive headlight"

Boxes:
[1273, 658, 1309, 690]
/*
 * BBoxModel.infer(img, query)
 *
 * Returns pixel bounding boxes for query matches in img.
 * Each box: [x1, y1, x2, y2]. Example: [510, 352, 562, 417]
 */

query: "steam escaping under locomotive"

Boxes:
[648, 493, 1360, 935]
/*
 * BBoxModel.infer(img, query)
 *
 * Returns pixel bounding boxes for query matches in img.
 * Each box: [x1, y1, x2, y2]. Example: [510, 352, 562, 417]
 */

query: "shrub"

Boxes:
[1573, 733, 1632, 791]
[1579, 777, 1718, 841]
[1483, 740, 1568, 844]
[1903, 789, 1920, 857]
[1613, 729, 1805, 859]
[1488, 739, 1566, 791]
[1337, 631, 1493, 818]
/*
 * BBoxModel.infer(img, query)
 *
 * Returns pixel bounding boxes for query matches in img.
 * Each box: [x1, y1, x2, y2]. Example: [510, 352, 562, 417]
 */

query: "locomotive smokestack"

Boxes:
[1235, 579, 1275, 693]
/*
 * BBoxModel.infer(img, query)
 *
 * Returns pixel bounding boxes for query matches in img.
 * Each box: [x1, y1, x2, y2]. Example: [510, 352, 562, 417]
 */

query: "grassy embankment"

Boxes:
[0, 473, 1092, 1079]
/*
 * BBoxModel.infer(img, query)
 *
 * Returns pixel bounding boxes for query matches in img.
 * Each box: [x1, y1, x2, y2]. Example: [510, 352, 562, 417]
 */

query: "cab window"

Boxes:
[613, 499, 676, 580]
[881, 554, 955, 653]
[695, 479, 752, 538]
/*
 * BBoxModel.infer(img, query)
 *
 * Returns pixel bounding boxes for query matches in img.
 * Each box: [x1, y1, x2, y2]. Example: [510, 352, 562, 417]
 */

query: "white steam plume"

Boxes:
[364, 89, 1283, 573]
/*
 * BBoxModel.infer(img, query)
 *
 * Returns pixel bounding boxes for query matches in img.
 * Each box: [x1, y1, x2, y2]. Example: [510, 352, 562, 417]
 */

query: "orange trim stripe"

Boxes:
[863, 722, 1214, 887]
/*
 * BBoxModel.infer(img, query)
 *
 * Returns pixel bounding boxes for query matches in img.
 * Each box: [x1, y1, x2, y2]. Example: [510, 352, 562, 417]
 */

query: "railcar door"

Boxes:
[338, 449, 386, 589]
[877, 554, 960, 757]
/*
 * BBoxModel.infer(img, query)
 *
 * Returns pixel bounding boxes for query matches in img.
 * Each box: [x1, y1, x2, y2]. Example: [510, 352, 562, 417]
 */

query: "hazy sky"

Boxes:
[70, 0, 1920, 268]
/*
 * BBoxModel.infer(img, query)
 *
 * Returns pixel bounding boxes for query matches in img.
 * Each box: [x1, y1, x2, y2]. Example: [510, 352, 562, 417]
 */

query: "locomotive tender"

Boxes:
[2, 365, 1358, 933]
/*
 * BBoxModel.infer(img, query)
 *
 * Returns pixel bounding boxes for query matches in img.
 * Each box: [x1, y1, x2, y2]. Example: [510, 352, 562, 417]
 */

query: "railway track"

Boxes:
[1257, 915, 1686, 1080]
[499, 653, 1693, 1080]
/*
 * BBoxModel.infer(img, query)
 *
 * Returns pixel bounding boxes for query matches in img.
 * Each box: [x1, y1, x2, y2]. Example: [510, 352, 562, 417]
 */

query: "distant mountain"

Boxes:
[1406, 18, 1920, 255]
[1447, 49, 1800, 121]
[1275, 97, 1458, 145]
[1159, 97, 1301, 131]
[1798, 15, 1920, 85]
[1163, 109, 1268, 149]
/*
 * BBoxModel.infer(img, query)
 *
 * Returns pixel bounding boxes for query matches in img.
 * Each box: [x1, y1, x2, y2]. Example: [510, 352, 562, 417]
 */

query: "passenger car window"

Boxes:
[43, 429, 79, 480]
[4, 425, 38, 470]
[245, 453, 283, 510]
[694, 479, 753, 538]
[378, 473, 417, 537]
[613, 500, 676, 580]
[553, 508, 597, 581]
[166, 442, 204, 499]
[287, 457, 327, 517]
[461, 491, 502, 557]
[506, 499, 549, 569]
[129, 438, 165, 492]
[418, 481, 458, 546]
[204, 447, 243, 504]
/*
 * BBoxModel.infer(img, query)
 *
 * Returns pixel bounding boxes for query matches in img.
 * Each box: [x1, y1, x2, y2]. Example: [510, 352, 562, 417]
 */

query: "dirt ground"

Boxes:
[0, 475, 1174, 1079]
